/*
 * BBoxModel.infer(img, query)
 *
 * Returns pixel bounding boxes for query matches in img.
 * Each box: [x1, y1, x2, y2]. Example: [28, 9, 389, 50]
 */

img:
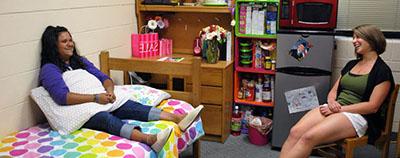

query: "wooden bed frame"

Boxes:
[99, 50, 201, 158]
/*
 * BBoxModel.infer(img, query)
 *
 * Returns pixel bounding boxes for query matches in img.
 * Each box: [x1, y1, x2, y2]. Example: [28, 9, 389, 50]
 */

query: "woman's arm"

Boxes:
[339, 81, 391, 114]
[66, 92, 111, 105]
[327, 76, 342, 113]
[102, 79, 116, 103]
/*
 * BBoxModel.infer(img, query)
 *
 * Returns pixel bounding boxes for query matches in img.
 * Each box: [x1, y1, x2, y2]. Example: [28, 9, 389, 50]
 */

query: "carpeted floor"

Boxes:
[180, 134, 398, 158]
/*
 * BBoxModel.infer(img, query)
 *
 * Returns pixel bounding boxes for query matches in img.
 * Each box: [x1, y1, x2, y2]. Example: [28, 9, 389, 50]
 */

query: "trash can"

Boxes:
[248, 125, 268, 146]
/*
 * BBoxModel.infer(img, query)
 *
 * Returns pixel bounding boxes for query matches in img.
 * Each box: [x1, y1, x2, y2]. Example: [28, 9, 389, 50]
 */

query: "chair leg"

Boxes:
[344, 143, 354, 158]
[397, 123, 400, 158]
[380, 141, 390, 158]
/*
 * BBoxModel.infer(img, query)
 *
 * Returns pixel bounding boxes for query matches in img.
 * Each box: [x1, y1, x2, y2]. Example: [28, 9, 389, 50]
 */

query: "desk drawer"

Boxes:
[201, 104, 222, 135]
[201, 86, 223, 105]
[201, 68, 222, 86]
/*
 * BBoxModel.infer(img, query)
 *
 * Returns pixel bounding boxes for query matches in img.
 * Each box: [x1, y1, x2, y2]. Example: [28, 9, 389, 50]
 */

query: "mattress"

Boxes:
[0, 99, 204, 158]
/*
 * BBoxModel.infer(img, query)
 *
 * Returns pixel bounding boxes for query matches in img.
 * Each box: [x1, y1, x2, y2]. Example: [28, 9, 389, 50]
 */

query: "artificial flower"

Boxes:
[231, 19, 236, 26]
[147, 20, 157, 30]
[199, 25, 227, 43]
[157, 20, 165, 29]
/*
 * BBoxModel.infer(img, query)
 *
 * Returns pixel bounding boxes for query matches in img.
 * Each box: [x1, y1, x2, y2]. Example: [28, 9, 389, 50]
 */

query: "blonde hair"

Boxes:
[353, 24, 386, 55]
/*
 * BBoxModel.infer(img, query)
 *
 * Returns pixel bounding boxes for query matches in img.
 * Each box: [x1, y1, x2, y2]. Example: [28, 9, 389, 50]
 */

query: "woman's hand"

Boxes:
[327, 100, 341, 113]
[319, 104, 334, 116]
[97, 93, 114, 104]
[106, 92, 116, 103]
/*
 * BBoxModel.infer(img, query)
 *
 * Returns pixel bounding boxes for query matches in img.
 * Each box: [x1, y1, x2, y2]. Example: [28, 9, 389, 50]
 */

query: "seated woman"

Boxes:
[279, 24, 395, 158]
[39, 25, 203, 153]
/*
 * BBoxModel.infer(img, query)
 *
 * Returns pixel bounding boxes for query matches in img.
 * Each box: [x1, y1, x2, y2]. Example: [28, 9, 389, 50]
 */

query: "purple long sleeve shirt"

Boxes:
[39, 57, 110, 105]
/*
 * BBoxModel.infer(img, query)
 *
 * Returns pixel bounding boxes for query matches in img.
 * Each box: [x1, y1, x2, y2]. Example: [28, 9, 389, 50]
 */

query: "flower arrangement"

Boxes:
[199, 25, 227, 64]
[141, 16, 169, 33]
[199, 25, 227, 44]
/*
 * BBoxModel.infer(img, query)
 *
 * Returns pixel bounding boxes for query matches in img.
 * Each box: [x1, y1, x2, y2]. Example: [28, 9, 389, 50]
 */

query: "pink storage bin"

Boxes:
[131, 33, 159, 58]
[248, 125, 268, 146]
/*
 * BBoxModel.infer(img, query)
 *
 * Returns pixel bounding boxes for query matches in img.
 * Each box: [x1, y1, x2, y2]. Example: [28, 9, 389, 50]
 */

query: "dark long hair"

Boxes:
[40, 26, 85, 72]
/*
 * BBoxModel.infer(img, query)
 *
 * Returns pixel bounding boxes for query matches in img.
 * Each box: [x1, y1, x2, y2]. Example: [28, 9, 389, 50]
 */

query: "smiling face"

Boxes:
[352, 34, 372, 55]
[57, 31, 74, 62]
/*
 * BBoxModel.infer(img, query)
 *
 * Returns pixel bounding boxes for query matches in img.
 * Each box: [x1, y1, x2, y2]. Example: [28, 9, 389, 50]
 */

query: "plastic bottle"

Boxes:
[246, 80, 255, 101]
[255, 43, 262, 68]
[255, 76, 263, 102]
[271, 59, 276, 71]
[231, 105, 242, 136]
[262, 75, 272, 102]
[264, 56, 272, 70]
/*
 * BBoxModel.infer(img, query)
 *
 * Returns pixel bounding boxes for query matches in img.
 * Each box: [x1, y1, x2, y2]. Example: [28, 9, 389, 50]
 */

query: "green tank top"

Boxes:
[337, 72, 369, 105]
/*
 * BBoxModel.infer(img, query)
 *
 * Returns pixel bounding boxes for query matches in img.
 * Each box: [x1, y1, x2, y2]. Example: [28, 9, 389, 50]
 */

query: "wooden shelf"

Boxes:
[235, 98, 274, 107]
[236, 0, 279, 2]
[235, 33, 277, 39]
[138, 4, 231, 13]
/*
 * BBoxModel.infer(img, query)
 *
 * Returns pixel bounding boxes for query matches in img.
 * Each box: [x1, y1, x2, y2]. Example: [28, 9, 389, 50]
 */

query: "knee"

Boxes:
[297, 132, 317, 146]
[93, 111, 113, 124]
[287, 125, 304, 140]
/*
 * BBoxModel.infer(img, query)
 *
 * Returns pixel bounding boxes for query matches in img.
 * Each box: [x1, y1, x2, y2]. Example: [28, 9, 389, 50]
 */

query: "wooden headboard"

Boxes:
[99, 51, 201, 107]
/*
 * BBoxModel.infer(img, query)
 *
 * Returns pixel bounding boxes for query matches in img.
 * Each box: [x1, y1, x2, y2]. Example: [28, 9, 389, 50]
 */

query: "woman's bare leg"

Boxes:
[280, 107, 326, 158]
[284, 113, 356, 158]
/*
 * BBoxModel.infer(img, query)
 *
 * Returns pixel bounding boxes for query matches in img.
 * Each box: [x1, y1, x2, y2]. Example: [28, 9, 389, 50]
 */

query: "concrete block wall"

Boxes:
[0, 0, 136, 137]
[333, 36, 400, 132]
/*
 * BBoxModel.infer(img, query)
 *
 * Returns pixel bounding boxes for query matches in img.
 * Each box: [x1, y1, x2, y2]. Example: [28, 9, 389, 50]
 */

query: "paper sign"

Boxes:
[284, 86, 319, 114]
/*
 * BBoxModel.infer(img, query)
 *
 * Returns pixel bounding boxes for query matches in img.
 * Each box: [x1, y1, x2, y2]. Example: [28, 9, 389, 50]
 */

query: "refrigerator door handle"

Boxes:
[301, 33, 310, 38]
[276, 67, 331, 76]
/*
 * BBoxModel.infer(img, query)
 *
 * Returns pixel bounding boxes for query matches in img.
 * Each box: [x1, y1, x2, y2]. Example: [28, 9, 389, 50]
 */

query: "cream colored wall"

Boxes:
[0, 0, 137, 137]
[333, 36, 400, 132]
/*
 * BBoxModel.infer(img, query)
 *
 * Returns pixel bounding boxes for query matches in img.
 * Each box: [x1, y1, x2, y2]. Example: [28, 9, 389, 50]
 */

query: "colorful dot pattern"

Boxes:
[0, 99, 204, 158]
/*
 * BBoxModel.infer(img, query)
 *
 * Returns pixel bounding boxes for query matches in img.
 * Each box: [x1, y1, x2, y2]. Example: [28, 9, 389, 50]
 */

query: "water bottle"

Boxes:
[231, 105, 242, 136]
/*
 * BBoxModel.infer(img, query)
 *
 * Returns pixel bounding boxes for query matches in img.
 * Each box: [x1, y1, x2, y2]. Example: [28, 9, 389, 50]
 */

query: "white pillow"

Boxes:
[31, 69, 130, 135]
[116, 85, 171, 106]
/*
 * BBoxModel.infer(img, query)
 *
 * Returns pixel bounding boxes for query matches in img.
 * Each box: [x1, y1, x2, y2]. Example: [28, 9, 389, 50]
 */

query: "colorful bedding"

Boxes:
[0, 99, 204, 158]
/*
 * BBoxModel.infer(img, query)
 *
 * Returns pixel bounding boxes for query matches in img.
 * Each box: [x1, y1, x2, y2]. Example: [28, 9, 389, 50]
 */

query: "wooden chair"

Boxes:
[341, 84, 399, 158]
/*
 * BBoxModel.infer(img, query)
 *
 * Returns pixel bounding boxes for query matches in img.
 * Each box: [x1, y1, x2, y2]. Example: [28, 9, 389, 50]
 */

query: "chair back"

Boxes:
[379, 84, 399, 143]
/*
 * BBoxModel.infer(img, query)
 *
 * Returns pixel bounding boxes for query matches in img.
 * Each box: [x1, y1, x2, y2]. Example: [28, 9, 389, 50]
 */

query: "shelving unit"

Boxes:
[136, 1, 233, 55]
[135, 0, 234, 143]
[233, 0, 279, 108]
[138, 5, 230, 13]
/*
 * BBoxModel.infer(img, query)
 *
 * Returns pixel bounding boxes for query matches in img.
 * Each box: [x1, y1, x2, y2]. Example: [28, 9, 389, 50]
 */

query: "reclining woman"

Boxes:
[279, 24, 395, 158]
[39, 25, 203, 153]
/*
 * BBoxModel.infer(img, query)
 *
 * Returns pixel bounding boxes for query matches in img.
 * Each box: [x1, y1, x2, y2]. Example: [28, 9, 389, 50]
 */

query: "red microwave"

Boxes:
[279, 0, 338, 29]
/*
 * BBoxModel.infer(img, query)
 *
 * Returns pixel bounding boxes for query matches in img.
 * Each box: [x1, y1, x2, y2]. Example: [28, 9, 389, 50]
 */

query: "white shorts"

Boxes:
[321, 104, 368, 137]
[342, 112, 368, 137]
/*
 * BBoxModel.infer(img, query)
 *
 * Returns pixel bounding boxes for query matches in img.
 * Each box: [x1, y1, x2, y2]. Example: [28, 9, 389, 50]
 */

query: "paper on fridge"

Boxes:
[284, 86, 319, 114]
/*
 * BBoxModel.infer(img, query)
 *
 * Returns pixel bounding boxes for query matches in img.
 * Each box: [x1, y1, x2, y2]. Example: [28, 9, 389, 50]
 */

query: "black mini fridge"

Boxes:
[271, 30, 335, 148]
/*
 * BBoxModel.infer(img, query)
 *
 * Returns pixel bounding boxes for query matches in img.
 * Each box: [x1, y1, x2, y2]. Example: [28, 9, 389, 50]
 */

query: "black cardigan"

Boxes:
[338, 57, 394, 144]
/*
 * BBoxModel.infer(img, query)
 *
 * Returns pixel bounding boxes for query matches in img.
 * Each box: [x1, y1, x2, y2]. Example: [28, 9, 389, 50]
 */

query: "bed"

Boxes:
[0, 51, 203, 158]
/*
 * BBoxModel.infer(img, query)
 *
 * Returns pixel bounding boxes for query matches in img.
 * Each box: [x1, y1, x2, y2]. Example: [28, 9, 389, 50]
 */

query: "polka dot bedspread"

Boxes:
[0, 99, 204, 158]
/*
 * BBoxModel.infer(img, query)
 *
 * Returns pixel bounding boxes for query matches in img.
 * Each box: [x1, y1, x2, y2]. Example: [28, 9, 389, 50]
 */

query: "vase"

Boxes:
[206, 39, 220, 64]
